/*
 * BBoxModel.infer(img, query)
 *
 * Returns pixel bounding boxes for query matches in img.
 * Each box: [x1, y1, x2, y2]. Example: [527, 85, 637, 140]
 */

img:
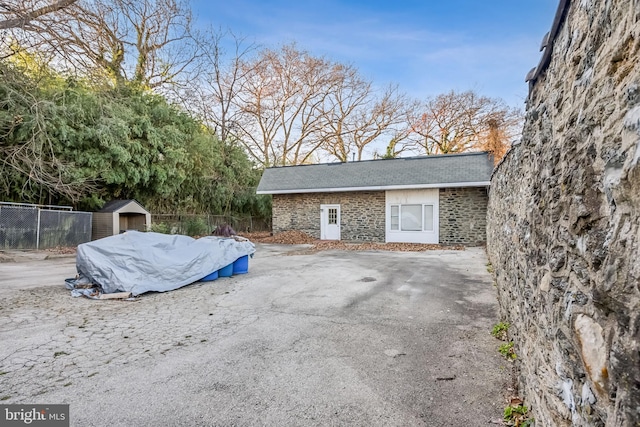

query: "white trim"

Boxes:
[385, 189, 439, 244]
[320, 204, 341, 240]
[257, 181, 490, 195]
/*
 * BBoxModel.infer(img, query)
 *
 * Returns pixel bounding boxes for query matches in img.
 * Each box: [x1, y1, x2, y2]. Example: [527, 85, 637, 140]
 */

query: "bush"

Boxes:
[184, 217, 208, 236]
[150, 222, 171, 234]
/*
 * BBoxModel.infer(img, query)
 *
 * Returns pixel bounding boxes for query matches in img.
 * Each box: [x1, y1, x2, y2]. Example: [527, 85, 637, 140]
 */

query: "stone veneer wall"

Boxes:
[439, 187, 488, 245]
[487, 1, 640, 426]
[272, 192, 385, 242]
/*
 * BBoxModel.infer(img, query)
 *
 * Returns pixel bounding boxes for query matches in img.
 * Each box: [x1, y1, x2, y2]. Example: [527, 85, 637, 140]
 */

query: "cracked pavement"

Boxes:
[0, 244, 509, 426]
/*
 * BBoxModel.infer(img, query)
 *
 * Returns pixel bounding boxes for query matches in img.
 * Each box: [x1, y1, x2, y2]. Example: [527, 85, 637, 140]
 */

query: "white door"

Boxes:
[320, 204, 341, 240]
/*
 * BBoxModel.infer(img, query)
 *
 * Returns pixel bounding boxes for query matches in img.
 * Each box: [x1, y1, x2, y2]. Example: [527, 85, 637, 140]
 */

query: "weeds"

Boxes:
[499, 342, 517, 360]
[491, 322, 510, 341]
[486, 263, 495, 273]
[504, 400, 533, 426]
[493, 322, 516, 359]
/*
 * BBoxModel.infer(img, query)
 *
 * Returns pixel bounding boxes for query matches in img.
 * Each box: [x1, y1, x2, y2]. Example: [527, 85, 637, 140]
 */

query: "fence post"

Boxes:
[36, 208, 41, 250]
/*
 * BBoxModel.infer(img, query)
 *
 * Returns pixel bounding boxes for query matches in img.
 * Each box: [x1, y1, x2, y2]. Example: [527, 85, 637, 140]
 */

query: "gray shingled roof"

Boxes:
[257, 152, 494, 194]
[99, 199, 147, 213]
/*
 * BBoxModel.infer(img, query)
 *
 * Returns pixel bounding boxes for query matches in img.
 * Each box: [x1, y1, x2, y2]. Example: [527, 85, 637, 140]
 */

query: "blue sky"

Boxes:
[191, 0, 559, 109]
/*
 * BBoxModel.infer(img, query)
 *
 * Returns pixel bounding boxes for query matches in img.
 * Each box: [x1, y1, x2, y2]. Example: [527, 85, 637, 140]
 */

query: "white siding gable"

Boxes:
[385, 189, 439, 244]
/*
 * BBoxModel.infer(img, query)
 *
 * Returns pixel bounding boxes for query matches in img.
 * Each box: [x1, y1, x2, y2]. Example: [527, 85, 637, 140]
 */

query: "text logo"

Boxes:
[1, 405, 69, 427]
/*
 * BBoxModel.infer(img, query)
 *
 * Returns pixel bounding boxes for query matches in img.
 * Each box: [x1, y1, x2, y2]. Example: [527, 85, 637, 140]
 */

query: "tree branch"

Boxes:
[0, 0, 78, 30]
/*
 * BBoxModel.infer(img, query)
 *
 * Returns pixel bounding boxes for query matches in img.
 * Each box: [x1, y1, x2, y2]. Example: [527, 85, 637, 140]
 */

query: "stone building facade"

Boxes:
[273, 188, 488, 245]
[272, 192, 386, 242]
[439, 187, 488, 246]
[487, 1, 640, 426]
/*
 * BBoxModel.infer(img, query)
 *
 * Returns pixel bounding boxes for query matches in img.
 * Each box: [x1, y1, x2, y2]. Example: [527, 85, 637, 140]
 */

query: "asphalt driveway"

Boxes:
[0, 244, 509, 426]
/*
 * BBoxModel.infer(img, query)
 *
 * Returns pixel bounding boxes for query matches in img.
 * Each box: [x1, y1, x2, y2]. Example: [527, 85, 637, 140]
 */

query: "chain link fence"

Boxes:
[0, 203, 270, 249]
[0, 202, 92, 250]
[151, 214, 271, 236]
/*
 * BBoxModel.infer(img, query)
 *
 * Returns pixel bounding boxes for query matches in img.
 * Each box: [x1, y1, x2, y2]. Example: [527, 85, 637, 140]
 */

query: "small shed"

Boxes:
[92, 200, 151, 240]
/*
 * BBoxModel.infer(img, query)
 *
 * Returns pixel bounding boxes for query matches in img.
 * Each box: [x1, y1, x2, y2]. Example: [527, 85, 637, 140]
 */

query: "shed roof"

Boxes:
[98, 199, 148, 213]
[257, 151, 494, 194]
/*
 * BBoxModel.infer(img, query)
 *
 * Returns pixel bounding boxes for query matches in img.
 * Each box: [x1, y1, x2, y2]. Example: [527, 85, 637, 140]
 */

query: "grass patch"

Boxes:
[53, 351, 68, 358]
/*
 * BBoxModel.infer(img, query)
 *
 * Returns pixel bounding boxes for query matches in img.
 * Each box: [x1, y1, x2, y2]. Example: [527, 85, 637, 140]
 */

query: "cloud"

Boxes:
[193, 0, 548, 107]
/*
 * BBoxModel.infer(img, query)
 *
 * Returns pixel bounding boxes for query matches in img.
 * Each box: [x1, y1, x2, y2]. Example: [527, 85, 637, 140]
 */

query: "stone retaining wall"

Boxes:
[487, 1, 640, 426]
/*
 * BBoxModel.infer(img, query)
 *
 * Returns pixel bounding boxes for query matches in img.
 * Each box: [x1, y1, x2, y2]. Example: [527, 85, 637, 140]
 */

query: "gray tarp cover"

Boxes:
[75, 231, 256, 295]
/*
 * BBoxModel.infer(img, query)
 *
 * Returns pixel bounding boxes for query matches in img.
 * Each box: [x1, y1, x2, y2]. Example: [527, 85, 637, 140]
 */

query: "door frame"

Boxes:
[320, 204, 341, 240]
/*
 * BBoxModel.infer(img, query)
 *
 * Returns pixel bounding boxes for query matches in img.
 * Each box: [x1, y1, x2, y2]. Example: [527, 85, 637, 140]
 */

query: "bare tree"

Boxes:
[181, 29, 258, 143]
[322, 83, 410, 162]
[407, 90, 522, 156]
[121, 0, 200, 88]
[233, 44, 344, 167]
[0, 0, 78, 30]
[225, 44, 413, 166]
[376, 134, 413, 159]
[4, 0, 200, 89]
[319, 68, 370, 162]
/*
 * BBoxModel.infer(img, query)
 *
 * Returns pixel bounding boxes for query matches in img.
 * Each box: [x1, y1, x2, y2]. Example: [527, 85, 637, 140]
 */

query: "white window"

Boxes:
[401, 204, 422, 231]
[390, 204, 435, 232]
[328, 207, 338, 225]
[390, 205, 399, 230]
[423, 205, 434, 231]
